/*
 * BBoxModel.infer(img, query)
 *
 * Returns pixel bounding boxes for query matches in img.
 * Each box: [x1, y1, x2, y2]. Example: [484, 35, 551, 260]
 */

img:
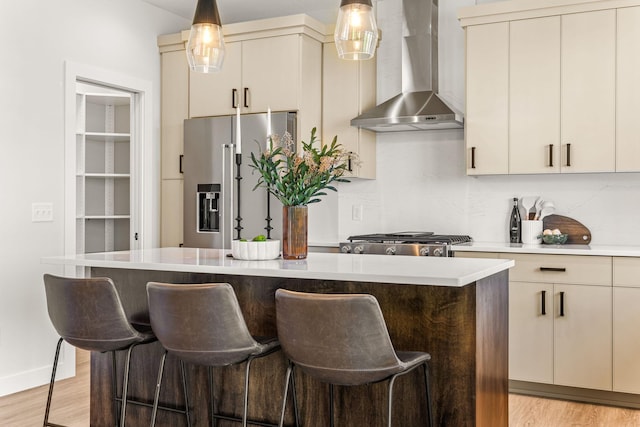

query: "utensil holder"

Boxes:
[521, 220, 543, 244]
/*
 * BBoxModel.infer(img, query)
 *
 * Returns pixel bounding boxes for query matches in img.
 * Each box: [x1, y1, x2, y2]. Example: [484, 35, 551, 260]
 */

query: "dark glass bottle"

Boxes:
[509, 197, 521, 243]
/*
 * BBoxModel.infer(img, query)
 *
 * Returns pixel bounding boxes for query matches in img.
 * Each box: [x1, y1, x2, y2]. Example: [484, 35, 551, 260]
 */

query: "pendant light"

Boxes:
[334, 0, 379, 60]
[186, 0, 225, 73]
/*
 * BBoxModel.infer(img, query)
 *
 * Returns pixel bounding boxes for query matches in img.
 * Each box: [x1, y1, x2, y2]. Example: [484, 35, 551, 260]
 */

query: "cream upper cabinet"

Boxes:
[189, 41, 242, 118]
[190, 34, 311, 117]
[460, 1, 633, 175]
[322, 41, 376, 179]
[509, 17, 561, 174]
[464, 22, 509, 175]
[616, 7, 640, 172]
[560, 10, 616, 173]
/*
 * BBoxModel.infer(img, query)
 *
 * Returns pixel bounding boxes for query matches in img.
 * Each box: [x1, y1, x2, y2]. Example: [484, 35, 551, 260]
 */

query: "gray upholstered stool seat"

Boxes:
[147, 282, 281, 427]
[42, 274, 160, 427]
[275, 289, 434, 427]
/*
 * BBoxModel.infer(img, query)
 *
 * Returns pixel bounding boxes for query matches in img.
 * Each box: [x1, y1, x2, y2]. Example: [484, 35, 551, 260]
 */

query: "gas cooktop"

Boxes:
[340, 232, 472, 257]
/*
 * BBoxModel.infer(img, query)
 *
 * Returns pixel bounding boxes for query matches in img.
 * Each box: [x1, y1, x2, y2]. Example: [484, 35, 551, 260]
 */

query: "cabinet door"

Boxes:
[561, 10, 615, 173]
[509, 281, 554, 383]
[509, 17, 561, 174]
[613, 287, 640, 393]
[161, 179, 183, 248]
[554, 284, 612, 390]
[242, 35, 300, 113]
[465, 22, 509, 175]
[161, 50, 189, 180]
[322, 42, 376, 179]
[189, 41, 242, 117]
[616, 7, 640, 172]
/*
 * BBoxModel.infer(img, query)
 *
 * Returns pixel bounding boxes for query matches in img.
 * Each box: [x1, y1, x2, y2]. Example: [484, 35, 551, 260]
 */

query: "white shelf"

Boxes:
[82, 173, 130, 179]
[80, 215, 131, 220]
[82, 132, 130, 142]
[76, 88, 132, 255]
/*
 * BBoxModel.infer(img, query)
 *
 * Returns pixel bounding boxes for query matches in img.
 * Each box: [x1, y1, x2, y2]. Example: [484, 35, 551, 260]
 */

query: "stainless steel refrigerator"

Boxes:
[183, 112, 296, 249]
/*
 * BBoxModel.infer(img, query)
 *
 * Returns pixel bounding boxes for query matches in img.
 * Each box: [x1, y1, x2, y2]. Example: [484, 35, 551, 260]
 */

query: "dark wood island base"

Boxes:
[89, 267, 508, 427]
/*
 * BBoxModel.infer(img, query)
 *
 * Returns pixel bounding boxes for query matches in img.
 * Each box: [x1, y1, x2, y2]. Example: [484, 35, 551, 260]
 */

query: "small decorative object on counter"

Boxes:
[250, 128, 352, 259]
[510, 197, 522, 243]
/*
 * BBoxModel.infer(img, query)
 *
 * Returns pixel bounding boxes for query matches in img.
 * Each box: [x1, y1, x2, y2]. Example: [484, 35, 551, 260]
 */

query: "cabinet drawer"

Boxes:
[510, 254, 612, 285]
[454, 251, 500, 259]
[614, 257, 640, 287]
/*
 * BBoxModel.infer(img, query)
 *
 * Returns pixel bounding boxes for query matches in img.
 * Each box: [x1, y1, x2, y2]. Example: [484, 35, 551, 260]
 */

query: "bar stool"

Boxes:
[275, 289, 434, 427]
[146, 282, 281, 427]
[42, 274, 175, 427]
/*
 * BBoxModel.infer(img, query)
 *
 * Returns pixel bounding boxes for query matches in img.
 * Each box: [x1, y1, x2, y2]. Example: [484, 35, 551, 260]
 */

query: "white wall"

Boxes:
[330, 0, 640, 246]
[0, 0, 188, 395]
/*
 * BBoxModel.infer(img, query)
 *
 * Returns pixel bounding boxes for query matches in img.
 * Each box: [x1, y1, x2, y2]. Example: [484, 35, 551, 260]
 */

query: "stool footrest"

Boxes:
[213, 413, 279, 427]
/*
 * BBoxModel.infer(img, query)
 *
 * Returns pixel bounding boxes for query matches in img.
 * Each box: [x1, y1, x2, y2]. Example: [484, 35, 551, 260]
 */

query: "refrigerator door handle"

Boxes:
[221, 143, 234, 250]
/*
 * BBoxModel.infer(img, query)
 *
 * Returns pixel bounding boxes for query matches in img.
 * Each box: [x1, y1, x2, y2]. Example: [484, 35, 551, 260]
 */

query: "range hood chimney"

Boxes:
[351, 0, 464, 132]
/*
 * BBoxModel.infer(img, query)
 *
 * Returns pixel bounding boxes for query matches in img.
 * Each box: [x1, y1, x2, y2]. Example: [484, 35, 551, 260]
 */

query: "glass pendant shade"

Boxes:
[186, 0, 225, 73]
[334, 0, 378, 60]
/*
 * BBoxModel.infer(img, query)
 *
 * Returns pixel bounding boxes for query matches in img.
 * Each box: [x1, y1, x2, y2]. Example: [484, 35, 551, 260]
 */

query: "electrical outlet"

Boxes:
[32, 202, 54, 222]
[352, 205, 363, 221]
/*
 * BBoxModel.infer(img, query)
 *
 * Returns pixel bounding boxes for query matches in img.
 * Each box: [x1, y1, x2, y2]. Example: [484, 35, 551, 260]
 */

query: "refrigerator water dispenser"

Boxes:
[197, 184, 221, 233]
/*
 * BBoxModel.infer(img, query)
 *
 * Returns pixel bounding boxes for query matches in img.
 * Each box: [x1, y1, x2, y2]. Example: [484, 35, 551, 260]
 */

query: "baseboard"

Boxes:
[0, 342, 76, 397]
[510, 380, 640, 409]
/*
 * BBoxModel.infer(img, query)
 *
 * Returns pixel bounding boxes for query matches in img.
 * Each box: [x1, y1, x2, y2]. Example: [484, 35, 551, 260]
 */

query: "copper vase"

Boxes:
[282, 205, 308, 260]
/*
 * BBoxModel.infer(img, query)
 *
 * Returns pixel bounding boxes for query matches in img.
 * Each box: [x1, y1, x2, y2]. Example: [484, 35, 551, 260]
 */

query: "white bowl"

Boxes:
[231, 239, 281, 260]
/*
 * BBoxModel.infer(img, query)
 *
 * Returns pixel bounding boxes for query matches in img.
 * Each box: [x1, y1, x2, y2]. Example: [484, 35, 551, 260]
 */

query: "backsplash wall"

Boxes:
[332, 0, 640, 246]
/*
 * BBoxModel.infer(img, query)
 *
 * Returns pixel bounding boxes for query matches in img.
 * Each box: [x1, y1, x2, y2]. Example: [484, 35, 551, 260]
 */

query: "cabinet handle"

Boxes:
[566, 143, 571, 167]
[243, 88, 249, 108]
[471, 147, 476, 169]
[232, 89, 238, 109]
[560, 291, 565, 317]
[541, 290, 546, 315]
[179, 154, 184, 174]
[347, 152, 353, 172]
[549, 144, 554, 167]
[539, 267, 566, 272]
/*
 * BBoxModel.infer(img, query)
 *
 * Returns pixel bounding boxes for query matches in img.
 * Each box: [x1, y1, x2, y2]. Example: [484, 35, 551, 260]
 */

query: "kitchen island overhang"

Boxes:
[43, 248, 513, 426]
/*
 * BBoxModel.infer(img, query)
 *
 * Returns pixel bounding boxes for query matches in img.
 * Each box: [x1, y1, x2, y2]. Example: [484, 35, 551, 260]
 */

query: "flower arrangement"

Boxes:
[249, 128, 352, 206]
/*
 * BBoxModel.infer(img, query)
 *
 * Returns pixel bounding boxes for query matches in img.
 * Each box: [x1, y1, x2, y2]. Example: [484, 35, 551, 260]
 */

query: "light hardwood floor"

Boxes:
[2, 353, 640, 426]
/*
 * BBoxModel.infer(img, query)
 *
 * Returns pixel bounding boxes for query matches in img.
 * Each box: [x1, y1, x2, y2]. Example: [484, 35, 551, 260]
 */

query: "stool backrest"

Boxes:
[43, 274, 143, 352]
[275, 289, 403, 385]
[146, 282, 260, 365]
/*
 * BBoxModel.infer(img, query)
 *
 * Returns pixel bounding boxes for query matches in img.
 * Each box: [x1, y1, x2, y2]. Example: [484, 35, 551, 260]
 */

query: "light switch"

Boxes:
[32, 202, 53, 222]
[352, 204, 363, 221]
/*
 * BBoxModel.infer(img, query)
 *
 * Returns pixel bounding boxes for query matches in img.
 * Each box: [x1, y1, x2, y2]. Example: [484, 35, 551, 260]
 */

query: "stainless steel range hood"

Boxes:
[351, 0, 463, 132]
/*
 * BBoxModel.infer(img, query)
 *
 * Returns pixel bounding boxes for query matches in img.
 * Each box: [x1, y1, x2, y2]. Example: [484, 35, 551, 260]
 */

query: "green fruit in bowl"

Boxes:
[252, 234, 267, 242]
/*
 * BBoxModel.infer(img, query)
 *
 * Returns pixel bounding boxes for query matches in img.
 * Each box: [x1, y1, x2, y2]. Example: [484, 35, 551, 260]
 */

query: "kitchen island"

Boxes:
[43, 248, 514, 427]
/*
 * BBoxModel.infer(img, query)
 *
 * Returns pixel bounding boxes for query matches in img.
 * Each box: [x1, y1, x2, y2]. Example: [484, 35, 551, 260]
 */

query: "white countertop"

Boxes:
[453, 242, 640, 257]
[42, 247, 514, 287]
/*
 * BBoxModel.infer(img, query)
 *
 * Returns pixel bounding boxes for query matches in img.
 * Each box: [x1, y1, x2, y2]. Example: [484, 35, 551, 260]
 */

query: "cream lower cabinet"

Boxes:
[613, 257, 640, 393]
[457, 251, 615, 390]
[509, 254, 612, 390]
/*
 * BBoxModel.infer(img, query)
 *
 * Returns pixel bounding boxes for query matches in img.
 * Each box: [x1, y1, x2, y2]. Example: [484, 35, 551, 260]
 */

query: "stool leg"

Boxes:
[387, 375, 399, 427]
[279, 362, 294, 427]
[179, 360, 192, 427]
[423, 362, 434, 427]
[329, 384, 335, 427]
[242, 357, 256, 427]
[112, 351, 119, 426]
[43, 338, 64, 427]
[120, 343, 140, 427]
[290, 368, 300, 427]
[208, 366, 217, 427]
[150, 350, 167, 427]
